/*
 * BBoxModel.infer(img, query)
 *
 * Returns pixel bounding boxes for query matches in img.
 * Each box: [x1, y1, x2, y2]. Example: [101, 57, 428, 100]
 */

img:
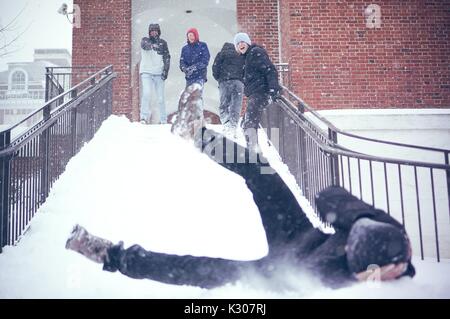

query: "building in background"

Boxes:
[0, 48, 71, 128]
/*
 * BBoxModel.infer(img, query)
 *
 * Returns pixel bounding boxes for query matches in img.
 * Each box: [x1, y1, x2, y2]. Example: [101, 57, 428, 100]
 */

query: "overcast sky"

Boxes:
[0, 0, 73, 71]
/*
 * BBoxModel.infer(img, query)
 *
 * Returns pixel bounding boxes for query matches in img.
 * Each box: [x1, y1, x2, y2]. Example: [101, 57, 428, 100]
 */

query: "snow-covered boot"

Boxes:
[244, 127, 261, 153]
[171, 83, 205, 140]
[65, 224, 113, 264]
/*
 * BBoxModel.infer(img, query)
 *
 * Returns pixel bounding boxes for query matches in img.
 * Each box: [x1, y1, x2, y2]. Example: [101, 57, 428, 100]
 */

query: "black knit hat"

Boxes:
[346, 217, 412, 274]
[148, 23, 161, 37]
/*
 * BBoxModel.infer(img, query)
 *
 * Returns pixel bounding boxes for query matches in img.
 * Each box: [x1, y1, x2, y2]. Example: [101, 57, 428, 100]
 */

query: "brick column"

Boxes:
[72, 0, 133, 119]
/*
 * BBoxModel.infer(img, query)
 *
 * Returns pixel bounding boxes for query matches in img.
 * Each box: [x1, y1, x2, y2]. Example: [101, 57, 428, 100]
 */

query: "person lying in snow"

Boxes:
[65, 86, 415, 289]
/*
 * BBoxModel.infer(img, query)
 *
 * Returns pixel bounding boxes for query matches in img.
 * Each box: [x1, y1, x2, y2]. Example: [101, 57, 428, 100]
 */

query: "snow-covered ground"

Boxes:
[0, 115, 449, 298]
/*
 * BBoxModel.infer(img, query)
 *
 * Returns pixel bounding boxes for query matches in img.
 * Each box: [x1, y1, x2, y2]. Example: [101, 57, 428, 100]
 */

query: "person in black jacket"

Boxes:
[139, 23, 170, 124]
[212, 42, 245, 136]
[66, 126, 415, 289]
[233, 32, 281, 151]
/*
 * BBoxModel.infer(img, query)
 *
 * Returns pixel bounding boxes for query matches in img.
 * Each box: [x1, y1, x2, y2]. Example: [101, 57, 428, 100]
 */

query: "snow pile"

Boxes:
[0, 115, 449, 298]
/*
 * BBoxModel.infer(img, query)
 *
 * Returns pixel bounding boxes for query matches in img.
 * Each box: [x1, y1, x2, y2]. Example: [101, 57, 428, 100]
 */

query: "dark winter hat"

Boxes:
[233, 32, 251, 48]
[148, 23, 161, 36]
[346, 217, 412, 275]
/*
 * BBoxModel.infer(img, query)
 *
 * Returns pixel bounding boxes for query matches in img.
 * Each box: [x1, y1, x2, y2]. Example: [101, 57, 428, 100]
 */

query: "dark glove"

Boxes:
[151, 43, 160, 50]
[161, 72, 167, 81]
[184, 65, 196, 77]
[141, 37, 152, 50]
[269, 88, 281, 101]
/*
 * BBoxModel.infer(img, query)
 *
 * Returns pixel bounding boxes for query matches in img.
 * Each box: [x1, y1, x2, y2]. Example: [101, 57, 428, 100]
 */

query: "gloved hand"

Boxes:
[141, 37, 152, 50]
[184, 65, 196, 77]
[268, 88, 281, 101]
[151, 43, 160, 50]
[161, 71, 168, 81]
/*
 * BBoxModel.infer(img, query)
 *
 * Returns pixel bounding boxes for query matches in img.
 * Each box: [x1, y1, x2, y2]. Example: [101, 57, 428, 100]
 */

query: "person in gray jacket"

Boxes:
[139, 23, 170, 124]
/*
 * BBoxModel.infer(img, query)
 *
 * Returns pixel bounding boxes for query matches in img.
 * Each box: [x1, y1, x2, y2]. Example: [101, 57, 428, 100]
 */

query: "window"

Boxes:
[11, 70, 26, 90]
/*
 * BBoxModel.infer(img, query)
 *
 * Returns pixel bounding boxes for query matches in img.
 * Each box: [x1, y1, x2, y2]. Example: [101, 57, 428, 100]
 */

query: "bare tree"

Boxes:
[0, 3, 32, 58]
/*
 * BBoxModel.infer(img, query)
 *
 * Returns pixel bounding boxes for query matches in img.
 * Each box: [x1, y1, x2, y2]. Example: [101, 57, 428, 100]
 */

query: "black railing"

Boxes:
[262, 86, 450, 262]
[0, 65, 116, 252]
[45, 66, 104, 103]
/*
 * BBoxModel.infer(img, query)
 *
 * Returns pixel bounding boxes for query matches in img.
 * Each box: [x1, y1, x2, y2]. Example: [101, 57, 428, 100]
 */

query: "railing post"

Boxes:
[328, 128, 340, 186]
[0, 130, 11, 252]
[298, 101, 305, 114]
[43, 104, 51, 121]
[278, 104, 284, 159]
[71, 107, 77, 156]
[45, 67, 51, 102]
[446, 151, 450, 227]
[70, 88, 79, 155]
[298, 126, 309, 199]
[40, 105, 51, 203]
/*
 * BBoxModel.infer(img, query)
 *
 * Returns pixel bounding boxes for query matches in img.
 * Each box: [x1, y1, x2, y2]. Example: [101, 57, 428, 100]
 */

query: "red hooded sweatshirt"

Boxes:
[186, 28, 199, 43]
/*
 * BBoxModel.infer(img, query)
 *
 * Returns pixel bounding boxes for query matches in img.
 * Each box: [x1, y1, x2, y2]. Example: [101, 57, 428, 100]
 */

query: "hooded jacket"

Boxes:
[140, 23, 170, 79]
[242, 44, 280, 97]
[179, 28, 210, 86]
[212, 42, 245, 83]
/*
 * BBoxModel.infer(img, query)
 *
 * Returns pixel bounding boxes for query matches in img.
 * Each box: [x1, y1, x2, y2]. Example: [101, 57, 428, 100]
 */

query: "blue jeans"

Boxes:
[140, 73, 167, 124]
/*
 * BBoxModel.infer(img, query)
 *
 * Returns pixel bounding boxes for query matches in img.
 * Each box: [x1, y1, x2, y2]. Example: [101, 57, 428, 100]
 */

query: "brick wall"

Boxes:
[281, 0, 450, 109]
[72, 0, 133, 119]
[237, 0, 280, 63]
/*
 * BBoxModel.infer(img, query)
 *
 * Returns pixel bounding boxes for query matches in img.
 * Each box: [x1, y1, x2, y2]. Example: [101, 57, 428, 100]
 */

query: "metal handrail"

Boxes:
[280, 96, 450, 170]
[281, 85, 450, 155]
[264, 87, 450, 261]
[0, 65, 114, 152]
[0, 65, 116, 252]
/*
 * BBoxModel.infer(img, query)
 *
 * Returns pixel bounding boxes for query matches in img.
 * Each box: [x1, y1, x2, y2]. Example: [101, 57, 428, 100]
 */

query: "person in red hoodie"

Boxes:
[179, 28, 210, 88]
[180, 28, 210, 109]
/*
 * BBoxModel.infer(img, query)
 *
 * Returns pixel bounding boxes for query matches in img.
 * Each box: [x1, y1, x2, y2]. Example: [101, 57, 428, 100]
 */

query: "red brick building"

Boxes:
[73, 0, 450, 120]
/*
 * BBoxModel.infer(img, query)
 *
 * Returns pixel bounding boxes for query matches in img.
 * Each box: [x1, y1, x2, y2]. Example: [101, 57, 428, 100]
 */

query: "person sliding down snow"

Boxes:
[66, 107, 415, 289]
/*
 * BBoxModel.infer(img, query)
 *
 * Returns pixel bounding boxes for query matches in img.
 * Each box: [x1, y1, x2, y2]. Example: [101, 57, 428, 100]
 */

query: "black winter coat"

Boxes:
[212, 43, 245, 83]
[179, 41, 210, 86]
[243, 45, 280, 97]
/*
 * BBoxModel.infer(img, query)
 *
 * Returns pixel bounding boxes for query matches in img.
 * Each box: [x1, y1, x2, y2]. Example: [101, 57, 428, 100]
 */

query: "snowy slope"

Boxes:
[0, 115, 449, 298]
